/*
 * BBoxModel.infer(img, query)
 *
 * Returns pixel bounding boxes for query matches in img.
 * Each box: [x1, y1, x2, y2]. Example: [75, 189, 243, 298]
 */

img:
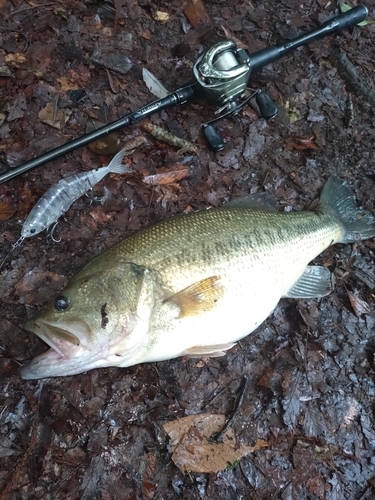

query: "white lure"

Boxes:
[22, 149, 129, 238]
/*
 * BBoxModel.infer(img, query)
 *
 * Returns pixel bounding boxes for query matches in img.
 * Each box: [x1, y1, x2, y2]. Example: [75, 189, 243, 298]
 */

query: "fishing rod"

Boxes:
[0, 4, 367, 184]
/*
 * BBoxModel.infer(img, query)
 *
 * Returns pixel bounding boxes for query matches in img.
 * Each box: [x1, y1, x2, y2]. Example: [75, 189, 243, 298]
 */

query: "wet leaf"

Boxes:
[0, 65, 13, 77]
[0, 202, 16, 221]
[152, 11, 170, 23]
[346, 288, 371, 316]
[86, 117, 121, 155]
[7, 93, 27, 121]
[285, 135, 319, 150]
[163, 413, 268, 474]
[282, 373, 301, 428]
[0, 436, 22, 458]
[153, 184, 182, 203]
[90, 47, 132, 75]
[221, 26, 248, 50]
[15, 269, 67, 304]
[89, 206, 111, 223]
[4, 52, 28, 68]
[38, 102, 72, 129]
[284, 100, 303, 123]
[142, 68, 169, 99]
[184, 0, 210, 28]
[142, 164, 190, 185]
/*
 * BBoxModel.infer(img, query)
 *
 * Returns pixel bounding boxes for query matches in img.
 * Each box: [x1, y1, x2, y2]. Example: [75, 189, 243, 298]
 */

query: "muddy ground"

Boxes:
[1, 0, 375, 499]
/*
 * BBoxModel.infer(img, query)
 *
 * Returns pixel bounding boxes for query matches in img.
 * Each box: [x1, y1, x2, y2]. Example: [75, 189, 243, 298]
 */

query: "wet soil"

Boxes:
[1, 1, 375, 499]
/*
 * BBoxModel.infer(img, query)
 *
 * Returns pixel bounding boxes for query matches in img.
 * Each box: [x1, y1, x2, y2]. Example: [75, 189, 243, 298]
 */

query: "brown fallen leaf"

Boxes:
[56, 76, 79, 91]
[184, 0, 210, 28]
[221, 25, 249, 50]
[163, 413, 268, 474]
[89, 206, 111, 224]
[153, 184, 182, 204]
[0, 202, 16, 221]
[15, 269, 67, 305]
[38, 102, 72, 130]
[346, 288, 371, 316]
[285, 135, 319, 150]
[86, 117, 120, 155]
[5, 52, 28, 68]
[142, 164, 190, 186]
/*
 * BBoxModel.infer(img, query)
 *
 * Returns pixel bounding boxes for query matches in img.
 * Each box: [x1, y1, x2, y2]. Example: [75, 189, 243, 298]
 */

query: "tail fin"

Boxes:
[320, 176, 375, 243]
[107, 149, 131, 174]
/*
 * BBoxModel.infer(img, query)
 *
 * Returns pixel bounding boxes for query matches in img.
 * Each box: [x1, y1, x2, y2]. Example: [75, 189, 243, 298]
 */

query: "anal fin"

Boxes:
[182, 343, 236, 358]
[284, 266, 333, 299]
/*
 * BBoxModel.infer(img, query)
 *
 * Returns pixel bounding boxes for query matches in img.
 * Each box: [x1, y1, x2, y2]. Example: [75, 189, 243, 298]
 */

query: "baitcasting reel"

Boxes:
[193, 40, 278, 151]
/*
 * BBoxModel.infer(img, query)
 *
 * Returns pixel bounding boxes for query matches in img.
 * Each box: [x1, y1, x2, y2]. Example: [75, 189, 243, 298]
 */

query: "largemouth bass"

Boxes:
[20, 176, 375, 379]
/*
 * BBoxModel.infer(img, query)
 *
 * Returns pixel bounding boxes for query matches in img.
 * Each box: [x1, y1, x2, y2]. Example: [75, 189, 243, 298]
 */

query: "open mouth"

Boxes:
[19, 319, 95, 379]
[23, 318, 89, 359]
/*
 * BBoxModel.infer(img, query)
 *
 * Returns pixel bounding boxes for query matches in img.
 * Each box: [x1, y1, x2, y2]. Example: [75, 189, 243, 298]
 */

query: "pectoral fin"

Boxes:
[164, 276, 224, 318]
[284, 266, 333, 299]
[182, 343, 236, 358]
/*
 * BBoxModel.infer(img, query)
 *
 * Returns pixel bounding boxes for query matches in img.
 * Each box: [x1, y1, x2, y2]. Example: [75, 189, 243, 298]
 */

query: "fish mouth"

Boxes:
[23, 316, 94, 356]
[20, 318, 99, 380]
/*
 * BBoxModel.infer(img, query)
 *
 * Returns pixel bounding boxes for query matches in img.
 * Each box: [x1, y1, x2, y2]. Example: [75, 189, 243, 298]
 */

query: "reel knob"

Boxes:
[255, 91, 278, 120]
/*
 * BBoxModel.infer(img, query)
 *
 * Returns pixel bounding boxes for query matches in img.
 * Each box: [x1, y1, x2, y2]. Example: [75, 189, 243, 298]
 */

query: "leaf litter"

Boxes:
[1, 0, 375, 499]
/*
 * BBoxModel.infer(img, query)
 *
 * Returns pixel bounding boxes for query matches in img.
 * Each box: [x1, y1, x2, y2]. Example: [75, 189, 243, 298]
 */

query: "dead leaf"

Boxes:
[0, 202, 16, 221]
[142, 164, 190, 185]
[7, 93, 27, 121]
[184, 0, 210, 28]
[152, 11, 170, 23]
[15, 269, 67, 304]
[163, 413, 268, 474]
[89, 206, 111, 223]
[56, 76, 79, 91]
[38, 102, 72, 129]
[105, 66, 119, 94]
[142, 68, 169, 99]
[5, 53, 28, 68]
[86, 117, 120, 155]
[153, 184, 182, 204]
[285, 135, 319, 150]
[346, 289, 371, 316]
[0, 436, 22, 458]
[221, 25, 249, 50]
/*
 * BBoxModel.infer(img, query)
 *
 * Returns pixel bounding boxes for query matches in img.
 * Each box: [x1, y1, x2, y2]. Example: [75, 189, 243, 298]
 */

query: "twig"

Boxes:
[209, 375, 249, 443]
[10, 2, 55, 15]
[143, 122, 198, 154]
[330, 45, 375, 108]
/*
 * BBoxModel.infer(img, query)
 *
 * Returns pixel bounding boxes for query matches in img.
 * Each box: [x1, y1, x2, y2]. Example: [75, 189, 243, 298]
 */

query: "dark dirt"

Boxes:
[1, 1, 375, 499]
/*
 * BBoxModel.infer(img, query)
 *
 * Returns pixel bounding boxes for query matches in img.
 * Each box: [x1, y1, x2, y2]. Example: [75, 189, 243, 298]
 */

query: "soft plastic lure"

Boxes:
[22, 149, 129, 238]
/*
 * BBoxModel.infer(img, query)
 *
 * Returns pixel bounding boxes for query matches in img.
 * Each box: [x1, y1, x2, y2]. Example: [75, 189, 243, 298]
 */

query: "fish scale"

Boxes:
[90, 207, 342, 291]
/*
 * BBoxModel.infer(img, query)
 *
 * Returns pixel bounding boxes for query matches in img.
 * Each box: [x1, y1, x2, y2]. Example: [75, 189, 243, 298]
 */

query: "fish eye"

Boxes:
[54, 295, 70, 311]
[30, 228, 36, 234]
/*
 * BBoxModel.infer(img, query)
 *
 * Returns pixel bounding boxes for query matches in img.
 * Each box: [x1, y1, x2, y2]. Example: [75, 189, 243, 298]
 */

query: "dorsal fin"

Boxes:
[225, 192, 278, 211]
